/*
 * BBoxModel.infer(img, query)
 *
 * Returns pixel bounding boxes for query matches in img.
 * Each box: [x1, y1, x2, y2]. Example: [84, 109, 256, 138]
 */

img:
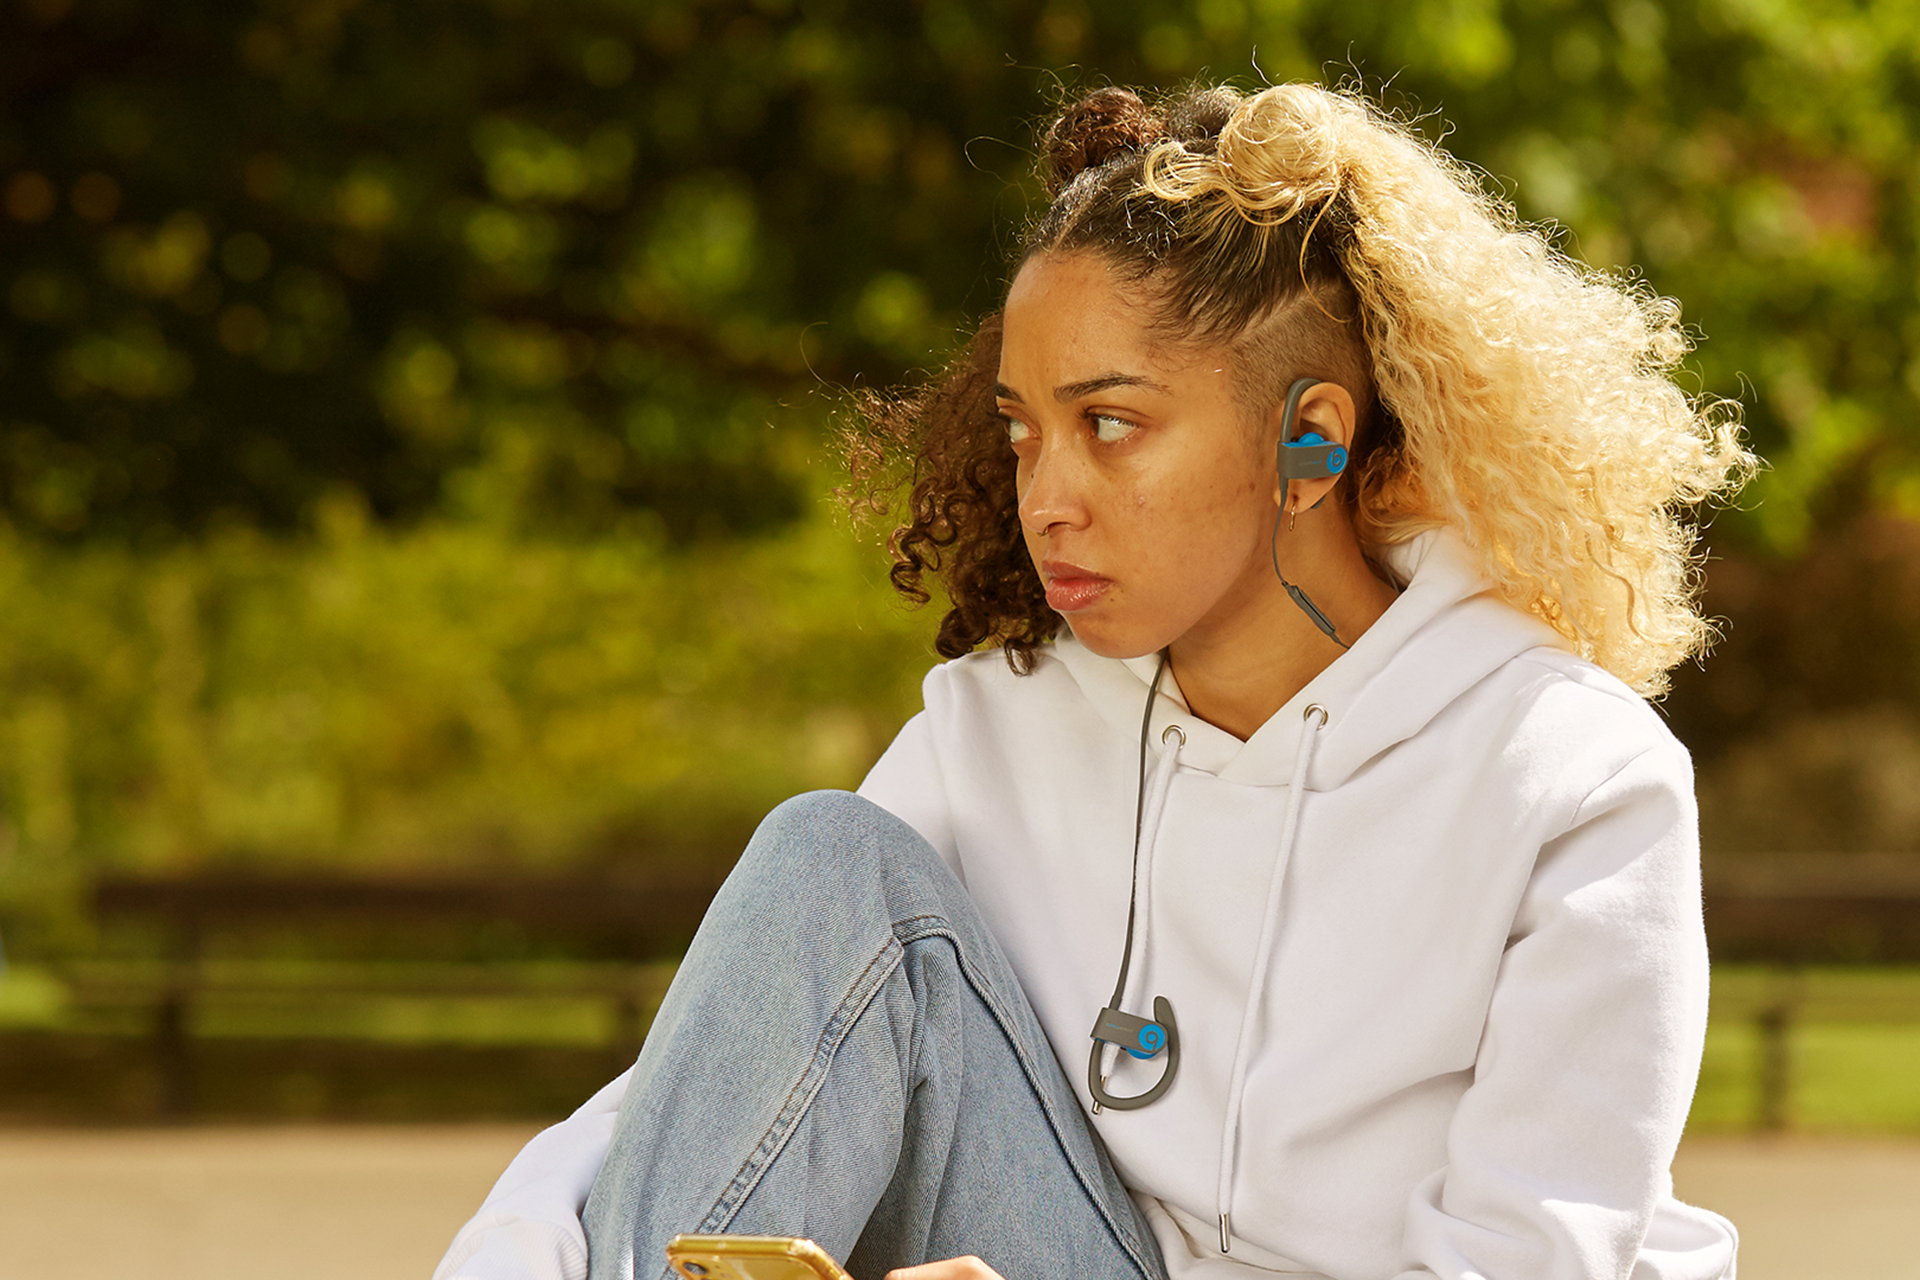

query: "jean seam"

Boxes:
[898, 919, 1162, 1280]
[691, 932, 905, 1240]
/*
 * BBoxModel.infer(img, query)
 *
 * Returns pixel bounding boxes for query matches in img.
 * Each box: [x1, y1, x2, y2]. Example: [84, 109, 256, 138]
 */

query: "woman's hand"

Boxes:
[885, 1257, 1007, 1280]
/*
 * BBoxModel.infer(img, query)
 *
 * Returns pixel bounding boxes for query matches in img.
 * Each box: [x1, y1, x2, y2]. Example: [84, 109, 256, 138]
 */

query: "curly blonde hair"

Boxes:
[859, 82, 1755, 695]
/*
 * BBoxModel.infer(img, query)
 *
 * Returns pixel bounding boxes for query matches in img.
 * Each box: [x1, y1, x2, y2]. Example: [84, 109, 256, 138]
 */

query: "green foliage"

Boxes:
[0, 0, 988, 536]
[8, 0, 1920, 945]
[0, 488, 935, 954]
[7, 0, 1920, 547]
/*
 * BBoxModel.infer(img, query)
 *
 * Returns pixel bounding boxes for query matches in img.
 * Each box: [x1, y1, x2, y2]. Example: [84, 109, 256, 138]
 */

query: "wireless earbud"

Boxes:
[1280, 431, 1348, 480]
[1093, 1004, 1171, 1060]
[1269, 377, 1352, 651]
[1089, 996, 1180, 1110]
[1276, 379, 1349, 480]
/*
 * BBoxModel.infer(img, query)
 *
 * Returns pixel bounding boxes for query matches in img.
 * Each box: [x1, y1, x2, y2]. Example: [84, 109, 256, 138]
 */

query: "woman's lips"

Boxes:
[1043, 562, 1111, 612]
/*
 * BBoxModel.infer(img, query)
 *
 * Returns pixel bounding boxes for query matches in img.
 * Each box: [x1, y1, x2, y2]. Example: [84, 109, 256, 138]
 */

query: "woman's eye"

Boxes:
[1003, 417, 1034, 446]
[1092, 414, 1138, 444]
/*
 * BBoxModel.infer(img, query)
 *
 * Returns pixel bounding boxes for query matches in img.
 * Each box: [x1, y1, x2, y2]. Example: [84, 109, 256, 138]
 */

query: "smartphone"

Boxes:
[665, 1234, 855, 1280]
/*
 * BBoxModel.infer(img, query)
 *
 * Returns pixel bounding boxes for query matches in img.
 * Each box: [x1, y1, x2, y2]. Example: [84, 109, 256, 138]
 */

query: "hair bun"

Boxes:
[1214, 85, 1347, 207]
[1139, 84, 1349, 226]
[1041, 87, 1163, 195]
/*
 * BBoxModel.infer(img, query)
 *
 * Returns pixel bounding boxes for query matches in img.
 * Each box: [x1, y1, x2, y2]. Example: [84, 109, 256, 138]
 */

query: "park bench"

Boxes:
[56, 853, 1920, 1123]
[68, 868, 730, 1115]
[1702, 853, 1920, 963]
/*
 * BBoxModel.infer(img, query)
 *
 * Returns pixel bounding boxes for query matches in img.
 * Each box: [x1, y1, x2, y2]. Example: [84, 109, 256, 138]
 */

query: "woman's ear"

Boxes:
[1271, 382, 1359, 517]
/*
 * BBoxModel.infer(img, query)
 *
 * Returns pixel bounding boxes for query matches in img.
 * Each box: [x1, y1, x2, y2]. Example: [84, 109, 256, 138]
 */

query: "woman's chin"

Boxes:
[1060, 614, 1167, 662]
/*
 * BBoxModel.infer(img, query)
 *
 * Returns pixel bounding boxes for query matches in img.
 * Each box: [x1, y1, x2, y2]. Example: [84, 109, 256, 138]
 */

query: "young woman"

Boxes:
[437, 82, 1754, 1280]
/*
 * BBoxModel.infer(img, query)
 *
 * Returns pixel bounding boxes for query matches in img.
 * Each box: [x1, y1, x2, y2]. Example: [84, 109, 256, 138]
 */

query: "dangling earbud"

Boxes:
[1087, 653, 1182, 1113]
[1089, 996, 1180, 1110]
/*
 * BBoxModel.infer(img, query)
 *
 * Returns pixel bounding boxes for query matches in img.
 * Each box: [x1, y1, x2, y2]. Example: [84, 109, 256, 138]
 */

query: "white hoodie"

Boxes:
[436, 531, 1736, 1280]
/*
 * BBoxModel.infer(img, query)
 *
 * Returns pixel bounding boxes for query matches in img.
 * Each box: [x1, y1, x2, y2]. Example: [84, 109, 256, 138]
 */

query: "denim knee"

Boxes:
[737, 791, 948, 900]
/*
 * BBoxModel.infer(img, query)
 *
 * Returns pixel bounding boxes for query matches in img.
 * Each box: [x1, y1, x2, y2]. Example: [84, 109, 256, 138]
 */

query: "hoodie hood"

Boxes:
[1053, 529, 1569, 790]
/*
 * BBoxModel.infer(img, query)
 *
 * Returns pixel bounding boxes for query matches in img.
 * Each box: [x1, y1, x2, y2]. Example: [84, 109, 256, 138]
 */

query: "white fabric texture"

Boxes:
[433, 1072, 627, 1280]
[434, 529, 1736, 1280]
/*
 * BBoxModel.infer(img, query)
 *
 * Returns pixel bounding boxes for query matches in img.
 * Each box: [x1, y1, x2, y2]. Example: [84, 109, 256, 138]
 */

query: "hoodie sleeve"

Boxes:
[432, 1069, 629, 1280]
[856, 709, 960, 875]
[1394, 738, 1733, 1280]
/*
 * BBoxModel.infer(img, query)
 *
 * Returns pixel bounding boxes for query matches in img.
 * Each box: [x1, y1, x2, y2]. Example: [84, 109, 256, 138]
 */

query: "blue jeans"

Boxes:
[583, 792, 1169, 1280]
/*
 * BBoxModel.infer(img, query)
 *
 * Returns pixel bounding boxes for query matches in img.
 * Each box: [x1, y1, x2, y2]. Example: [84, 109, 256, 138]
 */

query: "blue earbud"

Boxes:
[1089, 996, 1181, 1109]
[1093, 1006, 1171, 1060]
[1279, 429, 1348, 480]
[1129, 1021, 1166, 1058]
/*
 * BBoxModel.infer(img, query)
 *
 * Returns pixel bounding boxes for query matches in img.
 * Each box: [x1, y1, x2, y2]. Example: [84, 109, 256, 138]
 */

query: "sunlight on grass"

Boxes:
[1691, 965, 1920, 1133]
[1692, 1020, 1761, 1131]
[0, 968, 66, 1029]
[1791, 1025, 1920, 1131]
[189, 992, 626, 1047]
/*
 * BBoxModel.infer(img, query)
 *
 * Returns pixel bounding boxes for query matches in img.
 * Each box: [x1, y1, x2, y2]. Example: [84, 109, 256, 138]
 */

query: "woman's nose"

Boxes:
[1017, 439, 1091, 536]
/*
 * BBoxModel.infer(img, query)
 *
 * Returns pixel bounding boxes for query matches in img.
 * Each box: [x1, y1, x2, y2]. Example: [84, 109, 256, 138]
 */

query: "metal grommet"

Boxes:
[1161, 724, 1188, 747]
[1303, 703, 1329, 728]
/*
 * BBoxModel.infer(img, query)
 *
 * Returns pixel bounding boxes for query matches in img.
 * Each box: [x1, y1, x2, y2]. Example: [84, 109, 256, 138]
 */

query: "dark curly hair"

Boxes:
[846, 84, 1382, 674]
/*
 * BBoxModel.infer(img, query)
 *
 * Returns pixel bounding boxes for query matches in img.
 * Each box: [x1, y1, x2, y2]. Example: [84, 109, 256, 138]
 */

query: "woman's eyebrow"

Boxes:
[994, 372, 1172, 403]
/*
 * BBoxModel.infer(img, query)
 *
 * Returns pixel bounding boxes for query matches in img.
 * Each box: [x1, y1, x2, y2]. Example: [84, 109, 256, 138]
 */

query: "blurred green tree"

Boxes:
[7, 0, 1920, 548]
[0, 0, 1000, 538]
[7, 0, 1920, 921]
[6, 0, 1919, 548]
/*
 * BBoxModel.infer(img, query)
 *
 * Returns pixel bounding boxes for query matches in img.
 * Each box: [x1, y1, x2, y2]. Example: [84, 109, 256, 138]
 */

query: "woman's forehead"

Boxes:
[1006, 249, 1139, 313]
[1001, 252, 1226, 384]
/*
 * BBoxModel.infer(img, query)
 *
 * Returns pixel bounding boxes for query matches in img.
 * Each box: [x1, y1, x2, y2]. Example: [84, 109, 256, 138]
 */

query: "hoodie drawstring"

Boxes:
[1214, 701, 1328, 1254]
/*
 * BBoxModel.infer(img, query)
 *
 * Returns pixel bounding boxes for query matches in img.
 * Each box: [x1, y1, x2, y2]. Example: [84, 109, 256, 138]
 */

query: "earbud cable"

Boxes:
[1270, 508, 1349, 650]
[1107, 650, 1171, 1013]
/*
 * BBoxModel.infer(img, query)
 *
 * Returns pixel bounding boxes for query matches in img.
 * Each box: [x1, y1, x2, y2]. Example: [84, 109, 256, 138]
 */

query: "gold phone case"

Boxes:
[665, 1233, 854, 1280]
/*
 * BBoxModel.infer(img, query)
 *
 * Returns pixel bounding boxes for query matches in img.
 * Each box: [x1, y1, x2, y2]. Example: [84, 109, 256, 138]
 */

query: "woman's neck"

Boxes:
[1167, 511, 1400, 741]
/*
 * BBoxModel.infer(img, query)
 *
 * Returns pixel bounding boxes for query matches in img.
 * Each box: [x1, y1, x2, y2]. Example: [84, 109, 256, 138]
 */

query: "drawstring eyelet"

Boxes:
[1161, 724, 1187, 748]
[1302, 703, 1329, 728]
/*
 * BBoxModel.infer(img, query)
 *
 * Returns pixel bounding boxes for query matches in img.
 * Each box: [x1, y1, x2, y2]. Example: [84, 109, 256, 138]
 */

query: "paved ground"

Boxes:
[0, 1125, 1911, 1279]
[0, 1124, 534, 1280]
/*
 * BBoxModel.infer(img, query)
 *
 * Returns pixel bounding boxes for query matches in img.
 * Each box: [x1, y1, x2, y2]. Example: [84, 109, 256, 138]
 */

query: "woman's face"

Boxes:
[996, 251, 1284, 660]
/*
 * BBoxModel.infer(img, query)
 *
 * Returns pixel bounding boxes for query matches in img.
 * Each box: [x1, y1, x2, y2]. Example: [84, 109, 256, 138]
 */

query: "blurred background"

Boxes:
[0, 0, 1917, 1263]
